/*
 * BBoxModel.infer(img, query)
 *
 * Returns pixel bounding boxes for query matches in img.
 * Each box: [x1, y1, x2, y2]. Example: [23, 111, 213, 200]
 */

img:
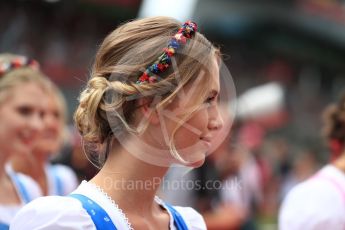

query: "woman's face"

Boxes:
[0, 82, 46, 158]
[160, 57, 224, 167]
[34, 93, 64, 155]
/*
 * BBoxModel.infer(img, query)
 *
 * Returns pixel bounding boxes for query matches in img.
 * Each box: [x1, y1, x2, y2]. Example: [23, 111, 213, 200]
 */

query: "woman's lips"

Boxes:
[200, 136, 212, 149]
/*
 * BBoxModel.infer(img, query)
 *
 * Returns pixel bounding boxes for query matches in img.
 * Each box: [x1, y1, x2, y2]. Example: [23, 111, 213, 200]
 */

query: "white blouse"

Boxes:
[0, 165, 42, 227]
[279, 165, 345, 230]
[10, 181, 207, 230]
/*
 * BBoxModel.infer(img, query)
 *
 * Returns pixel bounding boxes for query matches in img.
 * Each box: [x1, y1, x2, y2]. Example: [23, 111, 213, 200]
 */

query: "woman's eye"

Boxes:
[205, 96, 216, 104]
[53, 111, 61, 119]
[205, 91, 219, 106]
[17, 106, 33, 116]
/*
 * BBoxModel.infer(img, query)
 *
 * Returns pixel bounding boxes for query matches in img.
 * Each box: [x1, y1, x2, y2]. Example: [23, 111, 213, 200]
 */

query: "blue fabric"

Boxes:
[69, 194, 117, 230]
[70, 193, 189, 230]
[8, 171, 30, 204]
[165, 203, 189, 230]
[0, 222, 9, 230]
[49, 166, 63, 195]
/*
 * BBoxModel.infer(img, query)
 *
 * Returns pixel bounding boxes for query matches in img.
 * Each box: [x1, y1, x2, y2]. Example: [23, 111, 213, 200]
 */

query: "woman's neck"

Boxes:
[0, 157, 21, 204]
[10, 152, 48, 195]
[333, 151, 345, 173]
[0, 155, 6, 178]
[90, 144, 170, 217]
[11, 153, 45, 177]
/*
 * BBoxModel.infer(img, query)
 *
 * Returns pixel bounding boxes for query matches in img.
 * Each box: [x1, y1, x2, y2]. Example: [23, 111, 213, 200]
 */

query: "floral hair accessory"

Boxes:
[136, 20, 198, 84]
[0, 57, 39, 77]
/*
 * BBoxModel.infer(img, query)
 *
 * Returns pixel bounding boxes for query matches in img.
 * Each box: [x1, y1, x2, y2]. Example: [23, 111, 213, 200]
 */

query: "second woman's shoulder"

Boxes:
[10, 195, 95, 230]
[279, 170, 345, 230]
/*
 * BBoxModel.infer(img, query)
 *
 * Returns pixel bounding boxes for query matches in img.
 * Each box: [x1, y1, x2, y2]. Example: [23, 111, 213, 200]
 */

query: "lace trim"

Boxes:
[86, 181, 134, 230]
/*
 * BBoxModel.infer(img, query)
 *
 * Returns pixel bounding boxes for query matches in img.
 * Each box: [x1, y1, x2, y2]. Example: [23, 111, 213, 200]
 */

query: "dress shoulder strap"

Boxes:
[69, 193, 118, 230]
[0, 222, 9, 230]
[164, 203, 189, 230]
[48, 166, 64, 195]
[7, 170, 31, 204]
[70, 193, 190, 230]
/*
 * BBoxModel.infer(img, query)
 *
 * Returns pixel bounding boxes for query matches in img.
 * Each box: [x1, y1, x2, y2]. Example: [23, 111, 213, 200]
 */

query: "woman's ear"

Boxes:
[137, 97, 160, 125]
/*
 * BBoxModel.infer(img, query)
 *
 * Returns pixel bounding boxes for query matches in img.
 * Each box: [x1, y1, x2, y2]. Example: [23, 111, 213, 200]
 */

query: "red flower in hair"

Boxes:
[139, 72, 149, 82]
[164, 48, 175, 57]
[157, 63, 165, 71]
[12, 59, 23, 68]
[149, 76, 157, 83]
[174, 33, 187, 44]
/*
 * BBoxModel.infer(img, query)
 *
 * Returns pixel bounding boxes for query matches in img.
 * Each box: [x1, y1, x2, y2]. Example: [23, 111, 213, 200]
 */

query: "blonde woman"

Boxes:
[11, 17, 226, 229]
[0, 54, 49, 228]
[10, 83, 78, 196]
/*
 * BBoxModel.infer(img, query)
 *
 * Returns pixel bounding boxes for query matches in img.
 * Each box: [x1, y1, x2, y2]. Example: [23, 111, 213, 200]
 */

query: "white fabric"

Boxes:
[0, 165, 42, 226]
[10, 181, 206, 229]
[279, 165, 345, 230]
[46, 164, 78, 196]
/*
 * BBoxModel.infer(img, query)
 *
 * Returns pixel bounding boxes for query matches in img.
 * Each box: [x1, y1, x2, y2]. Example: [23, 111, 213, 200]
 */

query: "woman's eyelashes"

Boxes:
[16, 105, 34, 116]
[205, 96, 216, 105]
[53, 111, 60, 119]
[205, 91, 219, 105]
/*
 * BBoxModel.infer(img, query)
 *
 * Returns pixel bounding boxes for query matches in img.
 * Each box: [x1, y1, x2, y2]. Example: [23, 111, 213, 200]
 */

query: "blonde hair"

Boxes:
[74, 16, 219, 166]
[0, 54, 52, 104]
[48, 83, 68, 124]
[45, 83, 68, 148]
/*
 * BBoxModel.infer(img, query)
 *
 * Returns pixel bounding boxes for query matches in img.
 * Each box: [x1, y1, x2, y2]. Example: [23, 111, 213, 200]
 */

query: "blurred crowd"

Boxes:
[1, 1, 345, 229]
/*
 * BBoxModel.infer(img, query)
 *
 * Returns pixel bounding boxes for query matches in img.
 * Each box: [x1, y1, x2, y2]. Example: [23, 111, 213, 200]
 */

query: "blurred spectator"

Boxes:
[217, 144, 262, 230]
[0, 54, 46, 228]
[279, 91, 345, 230]
[279, 147, 319, 200]
[11, 76, 78, 196]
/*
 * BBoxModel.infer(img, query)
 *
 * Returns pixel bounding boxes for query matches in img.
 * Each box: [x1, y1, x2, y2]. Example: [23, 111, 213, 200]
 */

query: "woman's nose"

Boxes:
[208, 106, 224, 130]
[29, 112, 45, 133]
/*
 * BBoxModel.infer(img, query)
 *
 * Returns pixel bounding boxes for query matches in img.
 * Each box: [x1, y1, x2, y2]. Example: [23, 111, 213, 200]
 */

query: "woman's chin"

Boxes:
[185, 158, 205, 168]
[34, 142, 59, 154]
